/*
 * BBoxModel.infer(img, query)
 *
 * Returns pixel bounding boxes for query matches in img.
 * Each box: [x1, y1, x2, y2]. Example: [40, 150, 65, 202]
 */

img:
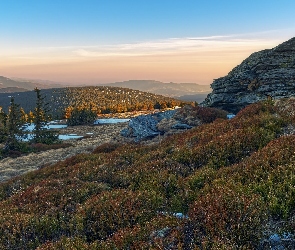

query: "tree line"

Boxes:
[0, 88, 59, 158]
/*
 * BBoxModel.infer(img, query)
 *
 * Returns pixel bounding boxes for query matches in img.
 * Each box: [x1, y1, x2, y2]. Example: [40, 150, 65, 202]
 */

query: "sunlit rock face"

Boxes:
[202, 37, 295, 113]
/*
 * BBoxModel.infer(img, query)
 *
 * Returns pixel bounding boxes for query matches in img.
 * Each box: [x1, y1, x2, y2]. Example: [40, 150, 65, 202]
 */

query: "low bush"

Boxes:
[0, 100, 295, 249]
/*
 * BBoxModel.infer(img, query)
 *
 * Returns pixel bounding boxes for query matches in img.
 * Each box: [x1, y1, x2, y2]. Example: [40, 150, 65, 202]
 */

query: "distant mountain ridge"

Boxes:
[0, 76, 63, 90]
[202, 37, 295, 113]
[0, 76, 54, 92]
[0, 77, 210, 102]
[0, 87, 29, 93]
[103, 80, 211, 97]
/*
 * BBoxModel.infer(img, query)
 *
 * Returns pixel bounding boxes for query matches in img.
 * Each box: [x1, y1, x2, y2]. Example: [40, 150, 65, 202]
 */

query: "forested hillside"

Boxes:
[0, 99, 295, 249]
[0, 86, 186, 118]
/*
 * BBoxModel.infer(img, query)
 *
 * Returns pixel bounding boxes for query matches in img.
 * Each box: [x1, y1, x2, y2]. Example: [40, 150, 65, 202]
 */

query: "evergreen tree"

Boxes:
[32, 88, 59, 144]
[66, 108, 96, 126]
[4, 97, 27, 151]
[0, 107, 8, 143]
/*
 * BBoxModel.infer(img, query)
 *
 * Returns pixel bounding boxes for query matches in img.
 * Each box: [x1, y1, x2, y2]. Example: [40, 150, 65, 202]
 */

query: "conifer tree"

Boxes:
[4, 97, 27, 151]
[32, 88, 58, 144]
[0, 107, 7, 143]
[66, 108, 96, 126]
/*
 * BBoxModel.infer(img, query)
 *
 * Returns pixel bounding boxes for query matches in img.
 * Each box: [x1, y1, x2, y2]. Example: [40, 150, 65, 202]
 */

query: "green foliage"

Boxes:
[66, 108, 97, 126]
[1, 99, 295, 248]
[32, 88, 59, 144]
[2, 97, 28, 153]
[0, 107, 7, 143]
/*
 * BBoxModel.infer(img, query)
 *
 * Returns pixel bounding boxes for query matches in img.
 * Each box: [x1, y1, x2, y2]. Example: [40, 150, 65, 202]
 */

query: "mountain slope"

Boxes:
[0, 99, 295, 249]
[202, 37, 295, 113]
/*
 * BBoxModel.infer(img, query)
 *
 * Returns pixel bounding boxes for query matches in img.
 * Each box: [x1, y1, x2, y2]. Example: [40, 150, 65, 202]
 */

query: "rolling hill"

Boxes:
[0, 99, 295, 248]
[0, 86, 187, 118]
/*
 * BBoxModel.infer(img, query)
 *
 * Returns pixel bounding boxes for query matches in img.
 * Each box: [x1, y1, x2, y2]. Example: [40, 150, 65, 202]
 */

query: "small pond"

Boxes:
[58, 134, 83, 140]
[94, 118, 130, 124]
[24, 123, 67, 132]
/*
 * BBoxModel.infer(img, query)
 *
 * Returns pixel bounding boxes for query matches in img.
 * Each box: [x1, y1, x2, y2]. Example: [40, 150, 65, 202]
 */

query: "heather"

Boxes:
[0, 99, 295, 249]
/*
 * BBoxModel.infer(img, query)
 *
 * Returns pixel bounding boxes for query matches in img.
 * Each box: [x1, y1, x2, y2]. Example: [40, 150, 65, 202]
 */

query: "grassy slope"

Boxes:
[0, 100, 295, 249]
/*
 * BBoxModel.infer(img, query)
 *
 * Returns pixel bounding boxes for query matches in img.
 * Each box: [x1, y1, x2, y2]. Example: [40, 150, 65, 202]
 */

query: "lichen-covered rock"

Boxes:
[120, 110, 177, 141]
[157, 118, 178, 132]
[202, 37, 295, 113]
[171, 123, 192, 129]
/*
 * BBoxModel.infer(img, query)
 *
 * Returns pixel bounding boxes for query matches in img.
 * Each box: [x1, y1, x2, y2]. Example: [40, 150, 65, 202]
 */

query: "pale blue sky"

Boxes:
[0, 0, 294, 84]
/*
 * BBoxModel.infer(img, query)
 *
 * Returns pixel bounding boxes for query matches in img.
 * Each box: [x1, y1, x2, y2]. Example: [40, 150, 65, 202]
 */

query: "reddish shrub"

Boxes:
[188, 183, 266, 249]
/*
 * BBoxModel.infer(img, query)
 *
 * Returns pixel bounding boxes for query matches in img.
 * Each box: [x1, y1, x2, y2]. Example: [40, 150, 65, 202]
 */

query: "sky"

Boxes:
[0, 0, 294, 85]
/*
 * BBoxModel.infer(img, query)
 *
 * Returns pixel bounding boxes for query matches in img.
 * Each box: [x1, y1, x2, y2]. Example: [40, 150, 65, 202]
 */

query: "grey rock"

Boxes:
[171, 123, 192, 129]
[157, 118, 178, 132]
[202, 37, 295, 113]
[120, 110, 177, 141]
[259, 233, 295, 250]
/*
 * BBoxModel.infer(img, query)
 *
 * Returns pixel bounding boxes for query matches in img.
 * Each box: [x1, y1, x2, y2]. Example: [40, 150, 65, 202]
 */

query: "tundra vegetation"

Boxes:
[0, 99, 295, 249]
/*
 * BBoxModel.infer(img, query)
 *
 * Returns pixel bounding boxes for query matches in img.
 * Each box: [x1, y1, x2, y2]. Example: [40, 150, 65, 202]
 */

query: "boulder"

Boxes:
[157, 118, 178, 132]
[120, 110, 177, 141]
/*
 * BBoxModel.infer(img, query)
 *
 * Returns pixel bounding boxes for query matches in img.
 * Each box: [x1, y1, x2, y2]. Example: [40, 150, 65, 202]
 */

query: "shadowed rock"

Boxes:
[202, 37, 295, 113]
[120, 110, 177, 141]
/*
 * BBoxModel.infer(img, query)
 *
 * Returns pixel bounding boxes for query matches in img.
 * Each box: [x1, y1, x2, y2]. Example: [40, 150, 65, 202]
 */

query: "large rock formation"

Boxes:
[120, 110, 178, 141]
[202, 37, 295, 113]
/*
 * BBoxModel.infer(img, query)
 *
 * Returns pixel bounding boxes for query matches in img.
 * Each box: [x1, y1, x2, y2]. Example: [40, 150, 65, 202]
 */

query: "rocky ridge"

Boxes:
[202, 37, 295, 113]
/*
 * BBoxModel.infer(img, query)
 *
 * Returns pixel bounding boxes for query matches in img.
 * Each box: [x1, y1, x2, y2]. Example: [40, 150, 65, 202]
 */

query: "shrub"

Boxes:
[92, 142, 121, 154]
[188, 183, 267, 249]
[174, 105, 227, 125]
[73, 189, 163, 242]
[67, 108, 97, 126]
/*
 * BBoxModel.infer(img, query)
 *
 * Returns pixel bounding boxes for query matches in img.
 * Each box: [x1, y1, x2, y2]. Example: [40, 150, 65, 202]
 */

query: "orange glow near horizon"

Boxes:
[0, 37, 287, 85]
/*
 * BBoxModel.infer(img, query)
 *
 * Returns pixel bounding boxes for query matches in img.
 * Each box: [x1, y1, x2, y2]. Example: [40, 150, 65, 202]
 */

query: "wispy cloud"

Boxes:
[1, 30, 291, 67]
[71, 34, 282, 58]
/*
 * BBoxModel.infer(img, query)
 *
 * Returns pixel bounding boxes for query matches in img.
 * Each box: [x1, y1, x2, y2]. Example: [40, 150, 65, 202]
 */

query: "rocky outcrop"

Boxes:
[120, 110, 178, 141]
[120, 108, 203, 141]
[120, 105, 226, 141]
[202, 37, 295, 113]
